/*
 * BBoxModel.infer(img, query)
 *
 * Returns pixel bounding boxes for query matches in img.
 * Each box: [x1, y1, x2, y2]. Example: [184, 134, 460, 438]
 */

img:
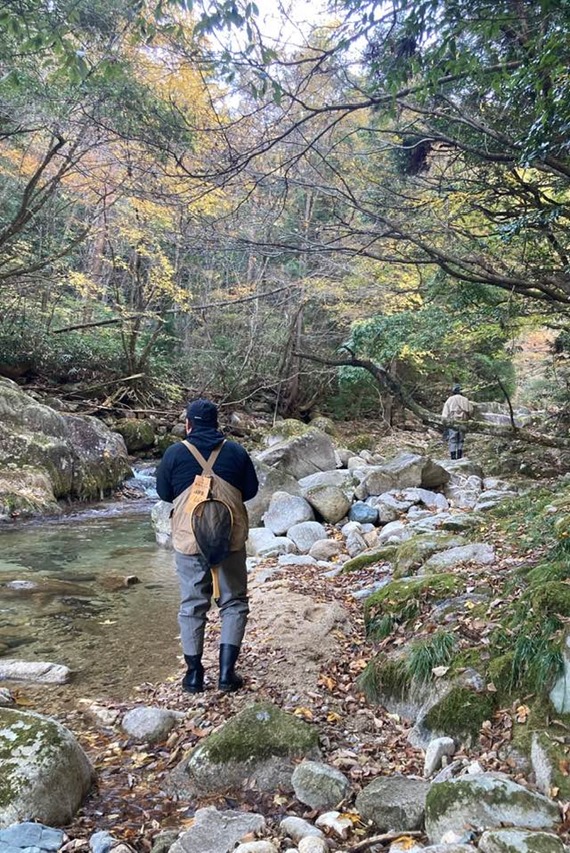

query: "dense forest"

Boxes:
[1, 0, 569, 424]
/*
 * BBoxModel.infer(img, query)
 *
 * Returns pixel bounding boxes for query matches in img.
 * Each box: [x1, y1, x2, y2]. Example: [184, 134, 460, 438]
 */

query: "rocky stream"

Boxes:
[2, 380, 570, 853]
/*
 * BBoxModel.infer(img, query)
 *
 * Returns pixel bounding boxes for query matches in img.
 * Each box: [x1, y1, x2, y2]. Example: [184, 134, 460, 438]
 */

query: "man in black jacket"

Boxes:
[156, 398, 258, 694]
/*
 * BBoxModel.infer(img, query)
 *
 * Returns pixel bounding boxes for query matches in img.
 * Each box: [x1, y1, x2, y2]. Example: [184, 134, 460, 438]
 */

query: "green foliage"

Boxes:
[407, 631, 457, 683]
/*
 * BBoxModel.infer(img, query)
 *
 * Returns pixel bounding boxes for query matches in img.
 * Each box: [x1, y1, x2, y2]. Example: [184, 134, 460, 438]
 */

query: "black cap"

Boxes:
[452, 384, 462, 394]
[186, 398, 218, 426]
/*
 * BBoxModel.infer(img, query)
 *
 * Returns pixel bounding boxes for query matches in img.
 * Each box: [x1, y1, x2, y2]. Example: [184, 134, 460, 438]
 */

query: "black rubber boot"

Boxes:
[218, 644, 244, 692]
[450, 451, 457, 460]
[182, 654, 204, 693]
[456, 450, 463, 459]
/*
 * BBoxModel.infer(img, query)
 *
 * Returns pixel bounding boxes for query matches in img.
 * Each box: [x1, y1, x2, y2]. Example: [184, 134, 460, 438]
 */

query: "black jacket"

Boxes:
[156, 425, 259, 504]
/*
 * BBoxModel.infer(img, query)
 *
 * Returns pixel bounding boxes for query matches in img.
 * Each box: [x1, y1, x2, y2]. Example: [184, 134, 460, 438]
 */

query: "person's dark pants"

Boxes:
[448, 429, 465, 459]
[174, 548, 249, 656]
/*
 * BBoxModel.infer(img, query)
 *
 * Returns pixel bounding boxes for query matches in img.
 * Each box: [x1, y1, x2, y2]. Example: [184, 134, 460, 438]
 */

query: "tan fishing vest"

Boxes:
[171, 440, 249, 556]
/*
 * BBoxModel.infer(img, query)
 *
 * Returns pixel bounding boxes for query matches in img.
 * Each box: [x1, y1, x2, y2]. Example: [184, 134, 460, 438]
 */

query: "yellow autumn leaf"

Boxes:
[293, 707, 314, 721]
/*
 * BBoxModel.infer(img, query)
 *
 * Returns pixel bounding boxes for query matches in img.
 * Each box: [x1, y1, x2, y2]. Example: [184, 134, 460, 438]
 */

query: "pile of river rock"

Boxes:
[152, 419, 518, 566]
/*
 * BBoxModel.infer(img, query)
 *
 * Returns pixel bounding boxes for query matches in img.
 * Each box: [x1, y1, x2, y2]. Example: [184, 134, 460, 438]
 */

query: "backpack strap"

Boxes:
[182, 440, 225, 475]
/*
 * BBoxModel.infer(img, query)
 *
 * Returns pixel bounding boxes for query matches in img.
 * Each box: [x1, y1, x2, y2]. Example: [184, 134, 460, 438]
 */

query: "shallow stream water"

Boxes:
[0, 488, 181, 706]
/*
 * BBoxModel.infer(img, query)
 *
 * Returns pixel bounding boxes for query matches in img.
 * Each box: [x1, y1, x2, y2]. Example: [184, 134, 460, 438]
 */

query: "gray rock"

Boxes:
[90, 830, 115, 853]
[0, 660, 70, 684]
[532, 733, 554, 795]
[278, 554, 318, 567]
[173, 702, 319, 795]
[478, 828, 565, 853]
[169, 807, 265, 853]
[335, 449, 352, 468]
[401, 488, 449, 511]
[151, 500, 172, 548]
[287, 521, 328, 554]
[291, 760, 351, 810]
[246, 528, 296, 557]
[150, 830, 181, 853]
[299, 470, 356, 494]
[352, 578, 391, 600]
[303, 484, 352, 524]
[308, 539, 344, 561]
[424, 737, 456, 777]
[263, 492, 314, 535]
[425, 773, 560, 844]
[355, 775, 430, 831]
[349, 502, 379, 524]
[121, 706, 181, 743]
[256, 430, 337, 480]
[0, 823, 64, 852]
[298, 839, 328, 853]
[422, 543, 495, 572]
[0, 708, 93, 828]
[420, 847, 477, 853]
[280, 817, 324, 843]
[550, 633, 570, 713]
[345, 528, 368, 557]
[246, 462, 302, 528]
[0, 689, 14, 706]
[235, 843, 278, 853]
[378, 521, 409, 544]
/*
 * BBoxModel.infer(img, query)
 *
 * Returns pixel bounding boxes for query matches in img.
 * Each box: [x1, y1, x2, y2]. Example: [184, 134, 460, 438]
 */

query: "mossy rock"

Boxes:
[342, 544, 398, 573]
[114, 419, 156, 452]
[0, 708, 93, 827]
[346, 433, 375, 452]
[155, 434, 180, 454]
[364, 574, 462, 637]
[393, 533, 467, 578]
[425, 772, 560, 844]
[529, 582, 570, 618]
[178, 702, 320, 795]
[423, 686, 497, 740]
[266, 419, 310, 443]
[309, 415, 336, 435]
[554, 514, 570, 544]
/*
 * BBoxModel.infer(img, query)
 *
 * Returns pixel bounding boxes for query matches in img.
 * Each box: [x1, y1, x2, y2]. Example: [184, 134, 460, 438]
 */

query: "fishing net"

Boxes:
[191, 499, 233, 567]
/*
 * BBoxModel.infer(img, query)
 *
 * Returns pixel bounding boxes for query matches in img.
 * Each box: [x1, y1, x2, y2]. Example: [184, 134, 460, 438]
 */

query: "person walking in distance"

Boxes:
[156, 398, 259, 693]
[442, 384, 474, 460]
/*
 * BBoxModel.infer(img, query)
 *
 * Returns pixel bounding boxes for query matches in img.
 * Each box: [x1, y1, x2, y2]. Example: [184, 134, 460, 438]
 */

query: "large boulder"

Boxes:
[255, 430, 337, 480]
[425, 774, 560, 844]
[172, 702, 319, 795]
[246, 528, 296, 557]
[245, 462, 302, 528]
[0, 708, 94, 827]
[298, 470, 356, 496]
[358, 454, 449, 499]
[263, 492, 314, 535]
[0, 379, 131, 519]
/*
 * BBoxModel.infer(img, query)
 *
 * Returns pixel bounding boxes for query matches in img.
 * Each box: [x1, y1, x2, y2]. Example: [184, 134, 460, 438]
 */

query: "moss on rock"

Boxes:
[114, 419, 156, 452]
[195, 702, 319, 765]
[424, 686, 496, 739]
[346, 433, 375, 452]
[393, 533, 467, 578]
[342, 544, 398, 573]
[364, 574, 461, 638]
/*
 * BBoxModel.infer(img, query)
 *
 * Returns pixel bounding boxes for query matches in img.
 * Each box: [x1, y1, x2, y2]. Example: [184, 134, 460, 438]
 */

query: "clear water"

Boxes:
[0, 502, 181, 704]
